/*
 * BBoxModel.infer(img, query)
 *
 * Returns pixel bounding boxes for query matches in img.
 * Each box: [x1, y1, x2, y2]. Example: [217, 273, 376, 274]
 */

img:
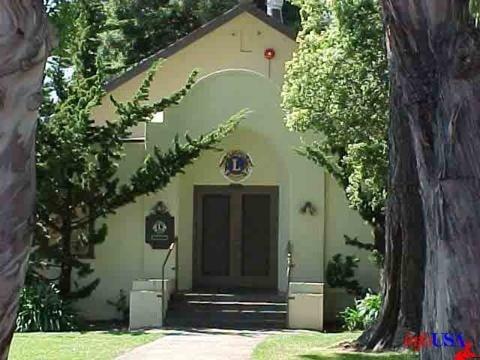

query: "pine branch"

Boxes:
[35, 0, 247, 301]
[107, 66, 198, 137]
[344, 235, 375, 252]
[107, 110, 247, 211]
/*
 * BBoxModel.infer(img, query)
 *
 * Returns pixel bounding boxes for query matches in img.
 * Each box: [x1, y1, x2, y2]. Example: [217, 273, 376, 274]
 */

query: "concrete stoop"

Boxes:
[288, 282, 324, 330]
[164, 291, 287, 329]
[129, 279, 175, 330]
[129, 281, 333, 332]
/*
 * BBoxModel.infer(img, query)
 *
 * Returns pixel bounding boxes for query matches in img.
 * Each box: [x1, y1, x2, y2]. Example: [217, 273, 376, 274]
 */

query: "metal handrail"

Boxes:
[161, 239, 176, 318]
[285, 241, 294, 328]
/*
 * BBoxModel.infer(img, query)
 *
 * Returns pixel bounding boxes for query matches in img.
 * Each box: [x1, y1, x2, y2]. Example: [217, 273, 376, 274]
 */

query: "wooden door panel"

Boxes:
[241, 194, 271, 277]
[201, 195, 230, 276]
[193, 186, 278, 290]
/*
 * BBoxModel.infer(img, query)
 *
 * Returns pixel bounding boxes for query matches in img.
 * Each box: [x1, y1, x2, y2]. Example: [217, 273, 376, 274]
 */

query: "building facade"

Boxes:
[77, 3, 379, 324]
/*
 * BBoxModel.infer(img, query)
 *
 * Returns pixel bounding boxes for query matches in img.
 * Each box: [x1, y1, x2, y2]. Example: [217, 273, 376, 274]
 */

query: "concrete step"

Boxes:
[171, 292, 286, 303]
[167, 309, 286, 319]
[169, 301, 286, 312]
[165, 290, 287, 330]
[165, 310, 286, 328]
[164, 318, 286, 329]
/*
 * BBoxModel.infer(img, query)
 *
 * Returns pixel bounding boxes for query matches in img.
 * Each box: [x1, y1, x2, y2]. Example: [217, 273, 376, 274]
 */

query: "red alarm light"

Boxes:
[264, 48, 276, 60]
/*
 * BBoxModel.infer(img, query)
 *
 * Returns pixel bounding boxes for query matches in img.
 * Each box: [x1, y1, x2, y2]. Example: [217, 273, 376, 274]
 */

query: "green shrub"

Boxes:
[326, 253, 365, 296]
[16, 280, 79, 332]
[340, 291, 382, 331]
[107, 289, 129, 323]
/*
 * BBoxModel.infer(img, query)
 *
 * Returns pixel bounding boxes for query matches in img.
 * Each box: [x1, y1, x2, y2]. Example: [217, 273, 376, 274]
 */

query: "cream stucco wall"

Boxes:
[325, 175, 380, 290]
[92, 12, 296, 138]
[77, 11, 379, 320]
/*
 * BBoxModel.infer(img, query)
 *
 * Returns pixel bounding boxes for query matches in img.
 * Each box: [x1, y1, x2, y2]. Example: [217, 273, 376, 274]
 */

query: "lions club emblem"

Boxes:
[152, 220, 167, 234]
[219, 150, 254, 183]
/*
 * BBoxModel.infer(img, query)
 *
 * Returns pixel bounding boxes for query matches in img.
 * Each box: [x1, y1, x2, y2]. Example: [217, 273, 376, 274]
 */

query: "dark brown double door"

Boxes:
[193, 186, 278, 290]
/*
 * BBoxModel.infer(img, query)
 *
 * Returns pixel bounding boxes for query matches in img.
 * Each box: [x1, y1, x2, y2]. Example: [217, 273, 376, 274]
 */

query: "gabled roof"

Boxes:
[105, 3, 297, 92]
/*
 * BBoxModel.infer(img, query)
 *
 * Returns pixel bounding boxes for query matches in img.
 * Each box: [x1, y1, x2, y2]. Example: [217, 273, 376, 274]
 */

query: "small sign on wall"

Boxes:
[145, 209, 174, 250]
[219, 150, 254, 183]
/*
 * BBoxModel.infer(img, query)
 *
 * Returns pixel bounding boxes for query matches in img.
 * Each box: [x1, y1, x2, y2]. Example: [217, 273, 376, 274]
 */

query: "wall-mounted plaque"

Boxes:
[219, 150, 254, 183]
[145, 211, 174, 250]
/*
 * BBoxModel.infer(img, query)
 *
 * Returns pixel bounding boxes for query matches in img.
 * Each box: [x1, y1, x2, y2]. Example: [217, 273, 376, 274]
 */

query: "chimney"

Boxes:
[266, 0, 284, 23]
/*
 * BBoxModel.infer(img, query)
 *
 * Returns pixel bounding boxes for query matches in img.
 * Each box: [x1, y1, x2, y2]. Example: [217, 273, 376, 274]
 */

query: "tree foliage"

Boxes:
[46, 0, 80, 58]
[326, 253, 364, 296]
[36, 0, 244, 299]
[282, 0, 388, 249]
[16, 275, 79, 333]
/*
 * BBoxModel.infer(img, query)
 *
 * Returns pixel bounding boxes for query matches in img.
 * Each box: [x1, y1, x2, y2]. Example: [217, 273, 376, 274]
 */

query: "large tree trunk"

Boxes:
[59, 223, 72, 297]
[0, 1, 52, 359]
[358, 29, 426, 350]
[381, 1, 480, 359]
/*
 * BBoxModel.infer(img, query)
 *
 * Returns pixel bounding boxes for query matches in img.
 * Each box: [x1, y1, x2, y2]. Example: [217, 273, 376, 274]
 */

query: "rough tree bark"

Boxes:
[381, 1, 480, 359]
[358, 28, 426, 350]
[0, 1, 52, 359]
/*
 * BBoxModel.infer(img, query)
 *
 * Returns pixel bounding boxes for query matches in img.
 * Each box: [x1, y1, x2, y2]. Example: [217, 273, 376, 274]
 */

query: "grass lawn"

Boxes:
[9, 331, 162, 360]
[253, 332, 419, 360]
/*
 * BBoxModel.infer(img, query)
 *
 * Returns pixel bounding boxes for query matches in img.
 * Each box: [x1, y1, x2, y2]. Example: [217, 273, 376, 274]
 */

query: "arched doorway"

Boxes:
[157, 69, 293, 291]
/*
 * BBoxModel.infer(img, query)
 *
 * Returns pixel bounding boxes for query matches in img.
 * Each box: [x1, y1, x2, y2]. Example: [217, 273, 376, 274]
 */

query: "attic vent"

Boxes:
[267, 0, 284, 23]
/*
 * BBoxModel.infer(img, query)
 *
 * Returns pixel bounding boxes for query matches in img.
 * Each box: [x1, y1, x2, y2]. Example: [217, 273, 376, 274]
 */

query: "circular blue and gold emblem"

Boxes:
[219, 150, 254, 183]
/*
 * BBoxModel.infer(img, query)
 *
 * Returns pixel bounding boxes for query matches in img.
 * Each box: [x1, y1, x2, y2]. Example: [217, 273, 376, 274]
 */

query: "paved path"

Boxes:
[116, 329, 286, 360]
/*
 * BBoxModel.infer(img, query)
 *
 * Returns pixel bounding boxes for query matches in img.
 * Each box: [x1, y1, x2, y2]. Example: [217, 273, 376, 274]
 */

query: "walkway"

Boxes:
[116, 329, 284, 360]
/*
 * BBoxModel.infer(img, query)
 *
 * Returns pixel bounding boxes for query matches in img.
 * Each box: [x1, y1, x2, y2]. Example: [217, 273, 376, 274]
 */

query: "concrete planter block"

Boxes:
[132, 279, 166, 291]
[132, 279, 175, 301]
[288, 293, 324, 330]
[323, 287, 355, 323]
[129, 290, 163, 330]
[289, 282, 324, 295]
